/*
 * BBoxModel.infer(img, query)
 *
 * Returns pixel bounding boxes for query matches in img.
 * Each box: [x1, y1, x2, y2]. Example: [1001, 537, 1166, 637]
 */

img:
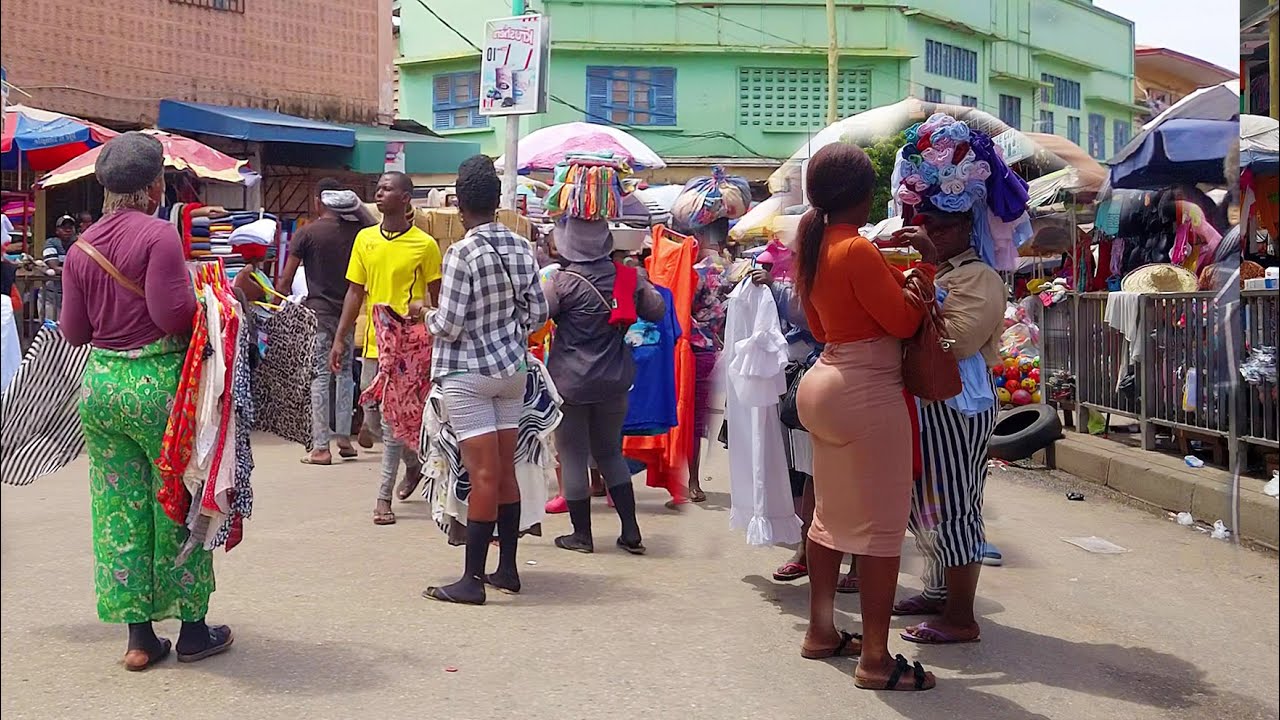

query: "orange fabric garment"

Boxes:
[623, 225, 696, 501]
[1253, 173, 1279, 237]
[801, 225, 934, 344]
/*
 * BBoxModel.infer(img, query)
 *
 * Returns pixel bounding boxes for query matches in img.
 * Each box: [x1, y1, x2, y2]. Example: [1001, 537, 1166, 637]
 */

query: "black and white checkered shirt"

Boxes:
[428, 222, 548, 379]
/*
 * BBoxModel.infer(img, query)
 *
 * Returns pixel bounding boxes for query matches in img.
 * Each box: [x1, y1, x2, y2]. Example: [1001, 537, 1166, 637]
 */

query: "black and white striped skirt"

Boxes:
[908, 396, 999, 571]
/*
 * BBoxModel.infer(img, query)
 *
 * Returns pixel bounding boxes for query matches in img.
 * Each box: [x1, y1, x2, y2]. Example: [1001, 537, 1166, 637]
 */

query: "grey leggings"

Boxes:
[555, 395, 632, 502]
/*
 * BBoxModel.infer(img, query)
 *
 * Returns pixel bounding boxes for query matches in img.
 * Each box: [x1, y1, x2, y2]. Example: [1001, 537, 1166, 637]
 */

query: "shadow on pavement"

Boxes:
[40, 622, 394, 697]
[694, 490, 731, 513]
[737, 573, 1269, 719]
[480, 570, 658, 607]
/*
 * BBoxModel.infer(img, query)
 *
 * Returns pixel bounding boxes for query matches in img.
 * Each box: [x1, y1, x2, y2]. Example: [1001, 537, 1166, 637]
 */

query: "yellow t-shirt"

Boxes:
[347, 225, 443, 358]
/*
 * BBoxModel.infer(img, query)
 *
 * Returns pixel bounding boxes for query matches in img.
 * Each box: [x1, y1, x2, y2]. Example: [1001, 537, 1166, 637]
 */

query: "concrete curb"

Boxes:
[1041, 433, 1279, 549]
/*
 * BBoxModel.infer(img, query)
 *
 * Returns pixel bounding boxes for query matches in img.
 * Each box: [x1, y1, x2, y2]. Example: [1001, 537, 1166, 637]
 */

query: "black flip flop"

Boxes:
[484, 573, 521, 595]
[616, 537, 646, 555]
[338, 447, 359, 460]
[177, 626, 234, 664]
[423, 586, 486, 605]
[124, 638, 172, 672]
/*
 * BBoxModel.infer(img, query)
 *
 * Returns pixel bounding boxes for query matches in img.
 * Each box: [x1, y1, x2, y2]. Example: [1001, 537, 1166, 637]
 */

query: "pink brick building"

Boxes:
[1, 0, 395, 127]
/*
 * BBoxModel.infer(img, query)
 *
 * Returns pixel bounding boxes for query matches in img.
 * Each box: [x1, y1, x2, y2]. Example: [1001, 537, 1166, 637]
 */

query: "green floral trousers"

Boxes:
[79, 337, 215, 624]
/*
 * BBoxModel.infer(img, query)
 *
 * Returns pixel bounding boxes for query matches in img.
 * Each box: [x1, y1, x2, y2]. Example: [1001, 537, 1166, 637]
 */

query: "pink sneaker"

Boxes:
[545, 496, 568, 514]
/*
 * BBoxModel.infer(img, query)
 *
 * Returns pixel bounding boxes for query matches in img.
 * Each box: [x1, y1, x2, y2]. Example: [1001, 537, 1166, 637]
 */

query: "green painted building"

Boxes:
[396, 0, 1141, 181]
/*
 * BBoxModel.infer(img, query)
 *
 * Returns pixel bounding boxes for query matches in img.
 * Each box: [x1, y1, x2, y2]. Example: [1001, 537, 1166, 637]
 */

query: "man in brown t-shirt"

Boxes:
[277, 178, 364, 465]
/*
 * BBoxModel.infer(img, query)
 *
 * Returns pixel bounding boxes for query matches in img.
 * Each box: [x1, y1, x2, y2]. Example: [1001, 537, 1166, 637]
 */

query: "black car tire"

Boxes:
[988, 405, 1063, 462]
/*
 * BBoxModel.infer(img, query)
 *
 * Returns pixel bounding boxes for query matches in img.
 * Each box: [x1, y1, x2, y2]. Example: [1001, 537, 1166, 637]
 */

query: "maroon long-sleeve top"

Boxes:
[60, 209, 197, 350]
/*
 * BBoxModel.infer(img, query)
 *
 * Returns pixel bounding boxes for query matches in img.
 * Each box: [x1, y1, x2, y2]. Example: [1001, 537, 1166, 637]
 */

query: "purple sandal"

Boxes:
[900, 621, 980, 645]
[891, 594, 944, 616]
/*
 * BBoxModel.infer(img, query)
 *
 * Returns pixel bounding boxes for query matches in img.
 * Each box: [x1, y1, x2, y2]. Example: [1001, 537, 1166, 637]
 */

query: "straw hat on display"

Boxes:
[1120, 263, 1198, 294]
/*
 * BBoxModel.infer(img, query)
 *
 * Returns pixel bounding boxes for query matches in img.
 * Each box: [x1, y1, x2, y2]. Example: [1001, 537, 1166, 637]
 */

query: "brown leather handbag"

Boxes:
[902, 276, 962, 402]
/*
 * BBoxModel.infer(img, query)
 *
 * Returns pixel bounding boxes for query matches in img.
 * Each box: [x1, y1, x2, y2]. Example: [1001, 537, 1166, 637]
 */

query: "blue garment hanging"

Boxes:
[623, 285, 680, 434]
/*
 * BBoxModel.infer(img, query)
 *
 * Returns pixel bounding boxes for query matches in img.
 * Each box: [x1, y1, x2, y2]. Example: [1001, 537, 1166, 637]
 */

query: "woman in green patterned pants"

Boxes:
[60, 132, 233, 671]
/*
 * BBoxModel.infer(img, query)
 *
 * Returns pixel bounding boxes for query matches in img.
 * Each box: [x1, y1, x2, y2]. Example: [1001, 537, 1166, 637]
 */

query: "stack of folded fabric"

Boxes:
[190, 215, 213, 258]
[208, 217, 235, 257]
[200, 210, 279, 269]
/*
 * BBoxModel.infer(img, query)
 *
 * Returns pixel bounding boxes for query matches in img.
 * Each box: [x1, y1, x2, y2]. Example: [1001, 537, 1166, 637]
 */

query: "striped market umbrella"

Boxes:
[2, 104, 117, 172]
[39, 128, 257, 188]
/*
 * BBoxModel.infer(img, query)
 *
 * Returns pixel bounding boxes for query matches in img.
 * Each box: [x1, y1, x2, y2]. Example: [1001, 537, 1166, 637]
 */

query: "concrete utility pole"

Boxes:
[1270, 0, 1278, 119]
[826, 0, 839, 125]
[501, 0, 527, 211]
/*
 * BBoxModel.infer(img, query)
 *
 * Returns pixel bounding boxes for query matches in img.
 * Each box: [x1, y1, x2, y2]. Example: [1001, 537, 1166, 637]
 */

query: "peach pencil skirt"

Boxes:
[796, 337, 913, 558]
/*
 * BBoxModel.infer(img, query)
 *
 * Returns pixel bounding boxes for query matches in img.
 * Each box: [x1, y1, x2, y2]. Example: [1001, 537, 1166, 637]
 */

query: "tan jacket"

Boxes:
[935, 249, 1006, 368]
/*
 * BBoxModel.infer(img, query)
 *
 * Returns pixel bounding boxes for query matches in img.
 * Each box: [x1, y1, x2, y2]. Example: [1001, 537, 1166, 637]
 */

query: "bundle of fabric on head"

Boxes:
[321, 189, 377, 225]
[544, 151, 633, 221]
[890, 113, 1031, 271]
[670, 165, 752, 231]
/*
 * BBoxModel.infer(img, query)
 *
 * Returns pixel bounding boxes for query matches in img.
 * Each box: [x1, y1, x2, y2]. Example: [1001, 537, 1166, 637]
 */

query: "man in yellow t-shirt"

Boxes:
[330, 171, 442, 525]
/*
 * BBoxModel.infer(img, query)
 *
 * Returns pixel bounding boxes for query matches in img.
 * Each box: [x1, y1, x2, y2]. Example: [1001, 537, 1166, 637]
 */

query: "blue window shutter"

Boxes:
[433, 74, 454, 130]
[586, 67, 609, 124]
[653, 67, 676, 126]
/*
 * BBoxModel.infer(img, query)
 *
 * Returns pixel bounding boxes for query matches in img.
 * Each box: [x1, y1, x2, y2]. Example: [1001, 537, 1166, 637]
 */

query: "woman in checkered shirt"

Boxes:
[423, 156, 549, 606]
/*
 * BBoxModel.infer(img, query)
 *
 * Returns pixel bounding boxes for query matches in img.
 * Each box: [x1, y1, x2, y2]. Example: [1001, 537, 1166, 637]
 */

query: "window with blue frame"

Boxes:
[961, 95, 978, 108]
[925, 40, 978, 83]
[432, 72, 487, 130]
[1088, 114, 1106, 159]
[924, 87, 943, 103]
[999, 94, 1022, 129]
[1067, 116, 1081, 145]
[1039, 110, 1055, 134]
[586, 66, 676, 127]
[1113, 119, 1132, 154]
[1041, 74, 1082, 109]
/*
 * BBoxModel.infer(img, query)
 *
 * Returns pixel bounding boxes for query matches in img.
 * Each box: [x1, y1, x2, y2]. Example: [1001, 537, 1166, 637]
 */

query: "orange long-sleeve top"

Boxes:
[801, 224, 935, 344]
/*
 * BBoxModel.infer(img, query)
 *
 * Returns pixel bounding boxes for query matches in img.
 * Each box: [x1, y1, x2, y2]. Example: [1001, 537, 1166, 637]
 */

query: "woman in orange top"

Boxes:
[793, 143, 938, 692]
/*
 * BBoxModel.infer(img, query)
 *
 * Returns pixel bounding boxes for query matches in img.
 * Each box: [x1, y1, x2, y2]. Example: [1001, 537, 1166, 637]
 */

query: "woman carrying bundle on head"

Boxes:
[543, 216, 666, 555]
[671, 166, 752, 504]
[888, 113, 1028, 646]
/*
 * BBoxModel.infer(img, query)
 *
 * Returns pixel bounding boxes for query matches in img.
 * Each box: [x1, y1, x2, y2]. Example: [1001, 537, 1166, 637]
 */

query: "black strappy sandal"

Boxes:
[801, 630, 862, 659]
[855, 654, 935, 691]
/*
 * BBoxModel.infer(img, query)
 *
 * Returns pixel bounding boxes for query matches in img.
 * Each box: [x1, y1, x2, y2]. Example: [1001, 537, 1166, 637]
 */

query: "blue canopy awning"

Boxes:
[1107, 118, 1236, 190]
[157, 100, 356, 147]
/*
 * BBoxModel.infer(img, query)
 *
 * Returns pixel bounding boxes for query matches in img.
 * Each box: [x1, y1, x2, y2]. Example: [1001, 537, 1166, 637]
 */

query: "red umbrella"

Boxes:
[39, 129, 255, 188]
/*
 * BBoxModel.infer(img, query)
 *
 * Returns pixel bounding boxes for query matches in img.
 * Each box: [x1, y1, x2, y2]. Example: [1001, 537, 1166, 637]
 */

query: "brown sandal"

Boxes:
[373, 509, 397, 525]
[123, 638, 171, 672]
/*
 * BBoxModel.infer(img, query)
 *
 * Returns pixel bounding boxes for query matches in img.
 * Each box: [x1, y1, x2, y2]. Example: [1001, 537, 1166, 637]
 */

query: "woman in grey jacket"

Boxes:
[544, 217, 666, 554]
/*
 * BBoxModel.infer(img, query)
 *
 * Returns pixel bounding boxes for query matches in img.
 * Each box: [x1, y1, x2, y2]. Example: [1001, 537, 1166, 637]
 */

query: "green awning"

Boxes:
[345, 125, 480, 175]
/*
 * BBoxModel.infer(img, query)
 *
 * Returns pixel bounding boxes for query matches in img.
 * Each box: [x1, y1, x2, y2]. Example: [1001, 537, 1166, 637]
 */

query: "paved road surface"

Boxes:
[2, 435, 1277, 720]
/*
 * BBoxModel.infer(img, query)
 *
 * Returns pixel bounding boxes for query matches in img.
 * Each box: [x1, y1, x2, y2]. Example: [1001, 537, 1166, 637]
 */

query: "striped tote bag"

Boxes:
[0, 326, 91, 486]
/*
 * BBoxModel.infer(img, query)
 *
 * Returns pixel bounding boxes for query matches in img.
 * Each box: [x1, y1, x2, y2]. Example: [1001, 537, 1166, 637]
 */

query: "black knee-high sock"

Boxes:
[609, 481, 641, 543]
[495, 502, 521, 576]
[463, 519, 496, 584]
[567, 498, 593, 539]
[128, 622, 159, 651]
[177, 619, 209, 652]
